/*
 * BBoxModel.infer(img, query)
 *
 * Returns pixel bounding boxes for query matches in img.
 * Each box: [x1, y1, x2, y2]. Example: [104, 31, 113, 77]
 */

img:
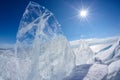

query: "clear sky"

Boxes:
[0, 0, 120, 44]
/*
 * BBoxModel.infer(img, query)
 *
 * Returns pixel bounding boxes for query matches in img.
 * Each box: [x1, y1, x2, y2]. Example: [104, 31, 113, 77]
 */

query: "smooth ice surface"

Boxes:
[14, 1, 75, 80]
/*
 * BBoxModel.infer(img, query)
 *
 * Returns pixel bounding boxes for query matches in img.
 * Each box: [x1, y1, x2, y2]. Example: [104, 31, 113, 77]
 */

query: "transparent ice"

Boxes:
[15, 1, 75, 80]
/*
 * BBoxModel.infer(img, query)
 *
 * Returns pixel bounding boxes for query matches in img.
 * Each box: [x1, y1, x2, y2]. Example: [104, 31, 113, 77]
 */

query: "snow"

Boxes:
[1, 1, 120, 80]
[107, 60, 120, 80]
[0, 76, 3, 80]
[70, 37, 120, 64]
[69, 36, 120, 80]
[64, 64, 108, 80]
[93, 39, 120, 64]
[90, 43, 112, 53]
[83, 63, 108, 80]
[0, 54, 19, 80]
[64, 64, 92, 80]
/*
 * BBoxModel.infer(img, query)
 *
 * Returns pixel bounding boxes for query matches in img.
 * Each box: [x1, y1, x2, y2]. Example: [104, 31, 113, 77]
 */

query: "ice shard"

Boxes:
[15, 1, 75, 80]
[94, 39, 120, 64]
[71, 40, 94, 65]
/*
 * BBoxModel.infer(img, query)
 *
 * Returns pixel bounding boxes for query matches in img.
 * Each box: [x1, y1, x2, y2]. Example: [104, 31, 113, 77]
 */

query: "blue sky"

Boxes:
[0, 0, 120, 44]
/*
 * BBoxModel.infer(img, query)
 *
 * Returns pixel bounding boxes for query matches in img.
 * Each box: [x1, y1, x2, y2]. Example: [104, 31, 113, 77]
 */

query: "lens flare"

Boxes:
[80, 10, 88, 18]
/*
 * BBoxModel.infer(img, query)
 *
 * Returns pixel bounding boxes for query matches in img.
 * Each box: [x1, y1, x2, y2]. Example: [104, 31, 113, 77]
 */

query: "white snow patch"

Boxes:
[83, 63, 108, 80]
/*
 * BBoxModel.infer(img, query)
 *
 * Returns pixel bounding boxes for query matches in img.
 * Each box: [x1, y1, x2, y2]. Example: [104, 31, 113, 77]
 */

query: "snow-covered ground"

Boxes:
[0, 1, 120, 80]
[68, 36, 120, 80]
[1, 36, 120, 80]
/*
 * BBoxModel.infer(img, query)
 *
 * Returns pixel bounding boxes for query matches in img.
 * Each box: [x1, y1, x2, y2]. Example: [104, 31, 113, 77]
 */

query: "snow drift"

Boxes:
[69, 37, 120, 80]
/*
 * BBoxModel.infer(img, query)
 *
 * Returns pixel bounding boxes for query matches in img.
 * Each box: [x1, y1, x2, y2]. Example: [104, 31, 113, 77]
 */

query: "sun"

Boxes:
[79, 10, 88, 18]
